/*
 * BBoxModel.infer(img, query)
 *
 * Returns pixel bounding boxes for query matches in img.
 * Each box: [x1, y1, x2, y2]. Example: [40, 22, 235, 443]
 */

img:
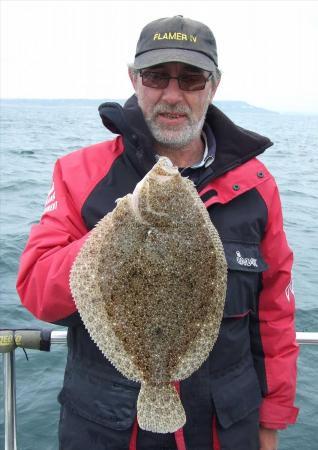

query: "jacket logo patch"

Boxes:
[44, 182, 58, 213]
[236, 251, 258, 268]
[285, 279, 294, 302]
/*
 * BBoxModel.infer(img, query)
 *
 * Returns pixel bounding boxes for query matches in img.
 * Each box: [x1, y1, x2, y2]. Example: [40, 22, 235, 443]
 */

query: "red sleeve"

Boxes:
[16, 158, 89, 323]
[16, 138, 124, 325]
[256, 178, 299, 429]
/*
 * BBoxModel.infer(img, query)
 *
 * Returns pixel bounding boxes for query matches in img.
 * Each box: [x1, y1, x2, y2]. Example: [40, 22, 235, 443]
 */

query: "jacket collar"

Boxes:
[98, 95, 273, 188]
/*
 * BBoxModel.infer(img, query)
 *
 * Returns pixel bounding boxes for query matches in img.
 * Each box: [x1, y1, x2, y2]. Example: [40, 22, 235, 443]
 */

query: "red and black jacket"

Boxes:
[16, 95, 298, 450]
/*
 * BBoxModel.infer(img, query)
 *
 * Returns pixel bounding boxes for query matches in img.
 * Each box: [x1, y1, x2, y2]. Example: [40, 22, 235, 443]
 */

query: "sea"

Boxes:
[0, 99, 317, 450]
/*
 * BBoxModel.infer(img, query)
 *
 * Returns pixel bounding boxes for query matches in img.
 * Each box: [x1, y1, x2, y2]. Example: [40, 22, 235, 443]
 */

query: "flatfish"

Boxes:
[70, 157, 227, 433]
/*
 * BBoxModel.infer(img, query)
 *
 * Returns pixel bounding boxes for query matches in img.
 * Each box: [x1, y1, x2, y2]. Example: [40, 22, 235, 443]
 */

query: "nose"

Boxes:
[160, 78, 184, 105]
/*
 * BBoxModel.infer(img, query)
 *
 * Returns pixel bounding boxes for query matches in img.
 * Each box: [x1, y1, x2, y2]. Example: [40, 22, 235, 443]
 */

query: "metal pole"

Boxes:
[296, 332, 318, 345]
[50, 330, 68, 345]
[48, 330, 318, 345]
[3, 352, 17, 450]
[1, 329, 318, 450]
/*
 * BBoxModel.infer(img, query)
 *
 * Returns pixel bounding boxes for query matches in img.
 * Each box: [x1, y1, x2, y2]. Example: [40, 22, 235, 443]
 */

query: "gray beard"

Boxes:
[143, 102, 210, 149]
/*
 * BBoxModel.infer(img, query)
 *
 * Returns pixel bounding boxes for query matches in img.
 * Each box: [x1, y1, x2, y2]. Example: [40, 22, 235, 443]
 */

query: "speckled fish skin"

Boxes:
[70, 157, 227, 433]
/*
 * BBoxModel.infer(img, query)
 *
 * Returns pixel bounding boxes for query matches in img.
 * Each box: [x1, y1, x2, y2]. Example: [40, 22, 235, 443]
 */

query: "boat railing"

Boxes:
[1, 329, 318, 450]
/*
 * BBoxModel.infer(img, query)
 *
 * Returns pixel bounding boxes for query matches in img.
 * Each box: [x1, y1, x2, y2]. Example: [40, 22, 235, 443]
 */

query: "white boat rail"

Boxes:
[1, 329, 318, 450]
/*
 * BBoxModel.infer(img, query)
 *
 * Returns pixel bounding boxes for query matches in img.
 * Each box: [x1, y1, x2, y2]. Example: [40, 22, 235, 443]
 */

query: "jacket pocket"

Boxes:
[210, 360, 262, 429]
[58, 366, 139, 430]
[222, 241, 268, 318]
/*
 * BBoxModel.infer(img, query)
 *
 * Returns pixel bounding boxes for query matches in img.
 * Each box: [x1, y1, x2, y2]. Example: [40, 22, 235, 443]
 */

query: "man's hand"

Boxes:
[259, 427, 278, 450]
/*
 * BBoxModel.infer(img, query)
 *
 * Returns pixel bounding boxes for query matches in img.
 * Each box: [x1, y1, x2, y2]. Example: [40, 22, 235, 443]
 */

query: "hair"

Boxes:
[210, 67, 222, 88]
[128, 63, 139, 79]
[128, 63, 221, 89]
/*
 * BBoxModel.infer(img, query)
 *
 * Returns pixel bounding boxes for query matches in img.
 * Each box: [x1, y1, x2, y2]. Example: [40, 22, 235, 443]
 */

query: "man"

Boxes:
[17, 15, 298, 450]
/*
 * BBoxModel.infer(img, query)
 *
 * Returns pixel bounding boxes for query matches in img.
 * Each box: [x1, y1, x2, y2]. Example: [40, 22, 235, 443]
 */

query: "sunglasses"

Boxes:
[139, 70, 212, 91]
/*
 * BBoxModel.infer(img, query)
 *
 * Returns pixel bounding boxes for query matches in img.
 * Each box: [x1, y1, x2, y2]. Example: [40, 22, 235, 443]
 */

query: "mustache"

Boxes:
[152, 103, 192, 117]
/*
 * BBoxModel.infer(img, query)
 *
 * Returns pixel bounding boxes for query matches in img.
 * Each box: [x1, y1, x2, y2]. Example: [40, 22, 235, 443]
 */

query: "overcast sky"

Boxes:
[1, 0, 318, 113]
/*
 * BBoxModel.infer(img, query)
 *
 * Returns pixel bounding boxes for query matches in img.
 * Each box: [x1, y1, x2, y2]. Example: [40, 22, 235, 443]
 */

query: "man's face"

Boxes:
[130, 62, 218, 148]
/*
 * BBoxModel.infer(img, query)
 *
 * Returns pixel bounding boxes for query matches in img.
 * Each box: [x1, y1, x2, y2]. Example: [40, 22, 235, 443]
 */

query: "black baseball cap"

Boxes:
[134, 15, 218, 72]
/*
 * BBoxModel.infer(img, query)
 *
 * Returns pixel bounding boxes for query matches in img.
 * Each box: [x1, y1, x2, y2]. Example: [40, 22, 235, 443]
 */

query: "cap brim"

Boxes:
[134, 48, 216, 72]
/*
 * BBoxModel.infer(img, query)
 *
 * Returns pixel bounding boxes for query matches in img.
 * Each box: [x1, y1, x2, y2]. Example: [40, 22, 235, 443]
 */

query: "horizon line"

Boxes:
[1, 98, 317, 116]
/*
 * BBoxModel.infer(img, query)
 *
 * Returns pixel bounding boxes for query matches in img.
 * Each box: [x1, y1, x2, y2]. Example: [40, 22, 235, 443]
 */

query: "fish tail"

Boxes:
[137, 382, 186, 433]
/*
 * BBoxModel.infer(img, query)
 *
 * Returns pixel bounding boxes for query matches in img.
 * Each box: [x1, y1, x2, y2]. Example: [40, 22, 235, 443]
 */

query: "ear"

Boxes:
[214, 77, 221, 92]
[210, 77, 221, 101]
[128, 68, 138, 92]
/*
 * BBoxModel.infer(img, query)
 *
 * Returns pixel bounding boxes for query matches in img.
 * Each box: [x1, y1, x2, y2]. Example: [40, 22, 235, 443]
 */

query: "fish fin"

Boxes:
[137, 382, 186, 433]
